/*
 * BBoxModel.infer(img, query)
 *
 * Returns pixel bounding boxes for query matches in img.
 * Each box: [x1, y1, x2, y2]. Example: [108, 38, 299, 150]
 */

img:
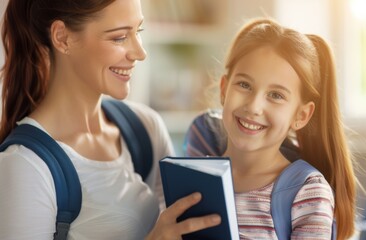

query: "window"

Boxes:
[343, 0, 366, 117]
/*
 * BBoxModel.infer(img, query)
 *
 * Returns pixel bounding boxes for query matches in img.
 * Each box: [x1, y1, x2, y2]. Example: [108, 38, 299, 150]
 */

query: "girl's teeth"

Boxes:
[239, 119, 263, 130]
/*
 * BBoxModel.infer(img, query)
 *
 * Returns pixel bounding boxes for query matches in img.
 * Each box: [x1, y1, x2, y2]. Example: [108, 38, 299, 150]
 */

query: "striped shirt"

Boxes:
[235, 174, 334, 239]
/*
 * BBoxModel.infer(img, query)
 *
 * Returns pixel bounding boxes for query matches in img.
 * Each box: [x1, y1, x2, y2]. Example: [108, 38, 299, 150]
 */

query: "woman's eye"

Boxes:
[136, 28, 144, 35]
[113, 36, 127, 44]
[268, 92, 284, 100]
[239, 82, 251, 90]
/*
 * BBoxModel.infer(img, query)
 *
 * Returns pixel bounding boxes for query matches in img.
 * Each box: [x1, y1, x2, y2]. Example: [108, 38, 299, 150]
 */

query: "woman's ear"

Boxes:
[292, 101, 315, 130]
[50, 20, 70, 55]
[220, 75, 228, 106]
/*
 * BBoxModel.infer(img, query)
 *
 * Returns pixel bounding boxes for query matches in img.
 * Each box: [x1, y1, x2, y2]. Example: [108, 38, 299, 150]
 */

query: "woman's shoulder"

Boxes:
[123, 100, 173, 150]
[124, 101, 163, 124]
[0, 145, 54, 177]
[0, 145, 56, 199]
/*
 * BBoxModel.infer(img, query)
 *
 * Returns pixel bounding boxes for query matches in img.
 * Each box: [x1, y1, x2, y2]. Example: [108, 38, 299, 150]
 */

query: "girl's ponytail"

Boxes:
[0, 0, 49, 142]
[298, 34, 356, 239]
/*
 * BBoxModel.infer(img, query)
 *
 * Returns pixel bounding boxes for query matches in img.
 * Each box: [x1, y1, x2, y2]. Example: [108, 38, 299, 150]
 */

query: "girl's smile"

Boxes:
[236, 116, 267, 134]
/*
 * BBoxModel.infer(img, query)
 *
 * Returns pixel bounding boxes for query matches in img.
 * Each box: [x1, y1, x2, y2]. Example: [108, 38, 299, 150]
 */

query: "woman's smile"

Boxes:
[110, 66, 133, 81]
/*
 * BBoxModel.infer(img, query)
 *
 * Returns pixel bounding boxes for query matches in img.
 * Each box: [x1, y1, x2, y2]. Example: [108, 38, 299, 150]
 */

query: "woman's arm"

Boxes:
[145, 192, 221, 240]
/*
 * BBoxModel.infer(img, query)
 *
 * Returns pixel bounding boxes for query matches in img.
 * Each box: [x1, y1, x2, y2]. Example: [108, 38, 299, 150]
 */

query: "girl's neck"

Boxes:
[225, 145, 287, 172]
[223, 143, 290, 192]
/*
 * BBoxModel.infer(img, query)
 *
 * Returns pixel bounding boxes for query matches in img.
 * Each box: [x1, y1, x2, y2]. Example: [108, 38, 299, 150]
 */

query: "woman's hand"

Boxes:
[145, 192, 221, 240]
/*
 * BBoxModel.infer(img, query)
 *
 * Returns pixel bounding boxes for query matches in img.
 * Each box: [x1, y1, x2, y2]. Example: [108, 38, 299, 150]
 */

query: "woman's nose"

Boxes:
[126, 35, 146, 61]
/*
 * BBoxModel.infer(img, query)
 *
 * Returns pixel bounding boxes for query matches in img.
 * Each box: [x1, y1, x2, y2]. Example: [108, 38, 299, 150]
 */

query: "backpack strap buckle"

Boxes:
[54, 222, 70, 240]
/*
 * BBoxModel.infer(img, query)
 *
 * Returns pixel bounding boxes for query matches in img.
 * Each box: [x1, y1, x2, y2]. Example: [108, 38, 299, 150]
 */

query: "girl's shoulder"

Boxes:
[285, 160, 334, 206]
[297, 173, 334, 202]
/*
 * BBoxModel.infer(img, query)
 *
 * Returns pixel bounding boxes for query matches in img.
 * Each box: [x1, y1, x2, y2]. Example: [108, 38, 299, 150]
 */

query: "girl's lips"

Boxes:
[236, 117, 266, 132]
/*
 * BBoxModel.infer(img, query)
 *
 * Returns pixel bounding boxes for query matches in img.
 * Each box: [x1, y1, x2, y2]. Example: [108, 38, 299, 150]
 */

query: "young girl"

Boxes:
[185, 18, 356, 239]
[0, 0, 220, 239]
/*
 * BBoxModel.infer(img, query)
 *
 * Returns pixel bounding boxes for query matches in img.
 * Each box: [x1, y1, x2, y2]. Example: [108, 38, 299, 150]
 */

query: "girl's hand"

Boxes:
[145, 192, 221, 240]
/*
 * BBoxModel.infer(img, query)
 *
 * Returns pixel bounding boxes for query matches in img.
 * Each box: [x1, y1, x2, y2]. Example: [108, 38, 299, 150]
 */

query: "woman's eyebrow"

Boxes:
[104, 26, 132, 33]
[104, 19, 144, 33]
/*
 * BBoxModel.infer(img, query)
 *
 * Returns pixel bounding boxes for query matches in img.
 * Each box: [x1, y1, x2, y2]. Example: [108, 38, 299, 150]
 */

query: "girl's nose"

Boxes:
[245, 94, 264, 116]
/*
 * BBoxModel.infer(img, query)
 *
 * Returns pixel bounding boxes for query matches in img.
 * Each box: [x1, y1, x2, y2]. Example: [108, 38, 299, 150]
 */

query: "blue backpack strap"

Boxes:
[0, 124, 81, 240]
[271, 160, 336, 240]
[102, 99, 153, 180]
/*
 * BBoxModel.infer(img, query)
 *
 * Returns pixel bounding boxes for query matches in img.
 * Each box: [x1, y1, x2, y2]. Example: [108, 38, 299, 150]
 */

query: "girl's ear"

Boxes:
[50, 20, 70, 55]
[292, 101, 315, 130]
[220, 75, 229, 106]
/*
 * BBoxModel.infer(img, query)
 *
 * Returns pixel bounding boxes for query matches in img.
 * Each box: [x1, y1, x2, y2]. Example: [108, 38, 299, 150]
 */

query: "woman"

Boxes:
[0, 0, 220, 239]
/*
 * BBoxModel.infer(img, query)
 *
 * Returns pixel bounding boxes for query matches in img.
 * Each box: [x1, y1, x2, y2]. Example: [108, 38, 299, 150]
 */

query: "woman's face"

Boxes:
[220, 46, 311, 154]
[65, 0, 146, 100]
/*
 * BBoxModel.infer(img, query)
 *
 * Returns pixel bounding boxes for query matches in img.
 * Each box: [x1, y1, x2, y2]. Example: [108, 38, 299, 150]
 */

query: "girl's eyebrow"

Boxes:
[236, 73, 291, 94]
[235, 73, 254, 82]
[104, 19, 144, 33]
[269, 84, 291, 94]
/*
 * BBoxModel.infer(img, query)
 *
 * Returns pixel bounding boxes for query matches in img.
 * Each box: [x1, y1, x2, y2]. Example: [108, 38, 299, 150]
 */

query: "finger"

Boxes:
[177, 214, 222, 235]
[165, 192, 202, 219]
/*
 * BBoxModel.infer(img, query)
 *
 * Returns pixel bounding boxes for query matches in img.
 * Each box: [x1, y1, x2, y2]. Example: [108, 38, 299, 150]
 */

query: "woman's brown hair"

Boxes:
[0, 0, 116, 142]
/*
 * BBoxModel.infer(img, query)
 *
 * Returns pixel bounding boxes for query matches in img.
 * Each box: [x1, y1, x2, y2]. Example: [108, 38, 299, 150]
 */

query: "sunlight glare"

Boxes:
[350, 0, 366, 21]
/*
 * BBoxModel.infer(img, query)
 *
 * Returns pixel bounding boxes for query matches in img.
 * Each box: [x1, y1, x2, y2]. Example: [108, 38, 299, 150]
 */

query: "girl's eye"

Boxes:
[239, 82, 251, 90]
[268, 92, 285, 100]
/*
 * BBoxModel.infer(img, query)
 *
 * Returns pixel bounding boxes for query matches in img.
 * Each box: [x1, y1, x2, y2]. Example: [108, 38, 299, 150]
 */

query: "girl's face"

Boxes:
[221, 46, 313, 154]
[66, 0, 146, 100]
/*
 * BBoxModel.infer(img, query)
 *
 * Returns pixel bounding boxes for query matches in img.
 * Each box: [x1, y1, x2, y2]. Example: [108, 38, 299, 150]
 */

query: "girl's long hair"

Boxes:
[0, 0, 115, 142]
[224, 18, 356, 239]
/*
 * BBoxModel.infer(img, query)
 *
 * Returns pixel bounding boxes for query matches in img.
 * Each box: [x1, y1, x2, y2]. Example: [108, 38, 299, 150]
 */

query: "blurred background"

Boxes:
[132, 0, 366, 156]
[0, 0, 365, 237]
